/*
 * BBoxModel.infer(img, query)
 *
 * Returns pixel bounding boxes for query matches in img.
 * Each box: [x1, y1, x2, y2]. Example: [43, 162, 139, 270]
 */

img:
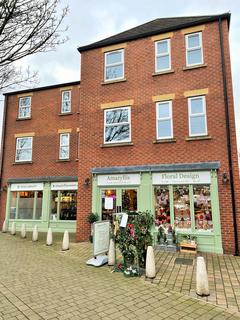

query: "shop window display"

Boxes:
[154, 187, 170, 227]
[173, 185, 191, 229]
[122, 189, 137, 212]
[101, 189, 116, 221]
[193, 185, 213, 230]
[51, 190, 77, 221]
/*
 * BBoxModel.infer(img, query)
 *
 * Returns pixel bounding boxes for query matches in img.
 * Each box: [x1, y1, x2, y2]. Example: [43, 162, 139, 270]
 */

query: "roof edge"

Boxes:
[78, 13, 230, 53]
[3, 80, 80, 96]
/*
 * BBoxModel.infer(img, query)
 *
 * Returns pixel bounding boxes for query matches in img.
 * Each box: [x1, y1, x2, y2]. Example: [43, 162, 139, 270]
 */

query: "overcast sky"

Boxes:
[0, 0, 239, 148]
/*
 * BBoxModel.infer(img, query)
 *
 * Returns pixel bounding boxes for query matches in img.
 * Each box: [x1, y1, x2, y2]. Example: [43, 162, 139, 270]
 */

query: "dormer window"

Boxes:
[104, 49, 124, 81]
[18, 97, 31, 119]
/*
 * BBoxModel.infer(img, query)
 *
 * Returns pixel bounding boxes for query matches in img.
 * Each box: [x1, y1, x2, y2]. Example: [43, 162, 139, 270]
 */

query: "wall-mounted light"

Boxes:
[222, 172, 229, 184]
[84, 178, 90, 186]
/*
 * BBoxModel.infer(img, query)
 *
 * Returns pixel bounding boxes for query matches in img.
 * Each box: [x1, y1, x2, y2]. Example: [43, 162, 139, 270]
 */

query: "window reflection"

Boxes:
[194, 185, 213, 230]
[154, 187, 170, 227]
[174, 186, 191, 229]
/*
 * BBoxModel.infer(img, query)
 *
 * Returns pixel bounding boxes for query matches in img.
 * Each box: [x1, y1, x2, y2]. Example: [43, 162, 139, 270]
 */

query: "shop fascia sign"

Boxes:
[51, 181, 78, 190]
[152, 171, 211, 185]
[10, 183, 44, 191]
[97, 174, 140, 186]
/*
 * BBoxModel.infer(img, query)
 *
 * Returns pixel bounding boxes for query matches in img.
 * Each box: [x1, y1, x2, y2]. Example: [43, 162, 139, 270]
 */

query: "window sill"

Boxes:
[101, 78, 127, 85]
[56, 159, 71, 162]
[183, 64, 207, 71]
[100, 142, 133, 148]
[152, 69, 174, 77]
[13, 161, 33, 165]
[185, 135, 212, 141]
[153, 138, 176, 144]
[58, 112, 73, 116]
[16, 117, 32, 121]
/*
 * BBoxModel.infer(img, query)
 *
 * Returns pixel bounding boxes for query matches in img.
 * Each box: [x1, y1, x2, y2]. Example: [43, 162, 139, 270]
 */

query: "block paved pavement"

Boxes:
[0, 232, 239, 320]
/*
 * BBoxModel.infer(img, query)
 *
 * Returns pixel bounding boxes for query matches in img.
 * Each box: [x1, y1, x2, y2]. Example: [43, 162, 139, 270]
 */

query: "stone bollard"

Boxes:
[108, 239, 115, 266]
[46, 228, 53, 246]
[20, 223, 26, 238]
[2, 220, 7, 233]
[10, 222, 16, 235]
[62, 230, 69, 251]
[32, 225, 38, 242]
[145, 246, 156, 278]
[196, 256, 210, 296]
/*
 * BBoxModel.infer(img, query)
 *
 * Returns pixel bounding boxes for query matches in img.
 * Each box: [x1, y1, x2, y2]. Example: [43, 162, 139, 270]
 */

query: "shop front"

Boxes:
[91, 162, 223, 253]
[5, 178, 78, 233]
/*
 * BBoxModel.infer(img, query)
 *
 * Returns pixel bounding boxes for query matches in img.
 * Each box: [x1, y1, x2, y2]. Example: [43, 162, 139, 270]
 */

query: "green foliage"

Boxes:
[87, 212, 99, 224]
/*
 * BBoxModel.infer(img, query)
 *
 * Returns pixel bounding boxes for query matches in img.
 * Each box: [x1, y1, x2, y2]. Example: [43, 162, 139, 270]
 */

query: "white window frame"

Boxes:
[15, 137, 33, 162]
[185, 32, 203, 67]
[104, 49, 124, 82]
[61, 90, 71, 114]
[188, 96, 207, 137]
[104, 106, 131, 144]
[155, 39, 171, 72]
[18, 97, 31, 119]
[156, 101, 173, 140]
[59, 133, 70, 160]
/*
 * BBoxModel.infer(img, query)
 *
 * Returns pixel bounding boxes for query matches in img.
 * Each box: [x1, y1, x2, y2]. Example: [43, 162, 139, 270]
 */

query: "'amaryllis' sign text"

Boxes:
[97, 174, 140, 186]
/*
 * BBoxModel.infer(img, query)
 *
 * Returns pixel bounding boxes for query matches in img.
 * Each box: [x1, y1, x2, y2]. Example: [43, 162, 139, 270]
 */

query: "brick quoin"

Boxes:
[77, 19, 240, 254]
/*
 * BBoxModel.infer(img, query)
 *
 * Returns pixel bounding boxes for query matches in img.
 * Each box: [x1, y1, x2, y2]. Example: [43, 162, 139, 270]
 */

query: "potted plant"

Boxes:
[87, 212, 99, 243]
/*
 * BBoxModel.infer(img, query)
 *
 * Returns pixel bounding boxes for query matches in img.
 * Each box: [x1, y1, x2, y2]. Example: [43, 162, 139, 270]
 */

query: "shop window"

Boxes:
[154, 187, 170, 227]
[155, 39, 171, 72]
[188, 96, 207, 136]
[105, 49, 124, 81]
[50, 190, 77, 221]
[185, 32, 203, 66]
[122, 189, 137, 212]
[18, 191, 35, 219]
[61, 91, 71, 113]
[104, 107, 131, 144]
[173, 185, 191, 229]
[18, 96, 31, 119]
[101, 189, 117, 221]
[10, 192, 17, 219]
[156, 101, 173, 139]
[15, 137, 33, 162]
[35, 191, 43, 220]
[193, 185, 213, 230]
[59, 133, 70, 160]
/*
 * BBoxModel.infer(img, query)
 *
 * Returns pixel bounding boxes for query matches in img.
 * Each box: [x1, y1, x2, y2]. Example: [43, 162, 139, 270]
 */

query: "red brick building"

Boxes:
[0, 13, 239, 254]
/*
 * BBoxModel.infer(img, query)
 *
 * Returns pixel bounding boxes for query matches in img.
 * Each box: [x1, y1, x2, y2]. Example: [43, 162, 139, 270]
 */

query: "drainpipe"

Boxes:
[0, 94, 8, 192]
[218, 17, 239, 256]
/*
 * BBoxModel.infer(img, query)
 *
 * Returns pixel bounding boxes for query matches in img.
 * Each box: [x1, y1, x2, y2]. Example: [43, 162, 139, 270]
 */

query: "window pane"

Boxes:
[190, 115, 206, 135]
[18, 191, 34, 219]
[158, 119, 172, 138]
[158, 103, 170, 118]
[188, 34, 200, 48]
[101, 189, 116, 221]
[20, 97, 31, 107]
[59, 191, 77, 220]
[10, 192, 17, 219]
[122, 189, 137, 212]
[157, 55, 170, 70]
[105, 124, 130, 142]
[35, 191, 43, 220]
[187, 49, 202, 65]
[51, 191, 58, 220]
[154, 186, 170, 227]
[16, 149, 32, 161]
[156, 41, 168, 54]
[62, 101, 70, 112]
[17, 138, 32, 149]
[63, 91, 70, 101]
[60, 134, 69, 146]
[60, 146, 69, 159]
[106, 51, 122, 64]
[193, 185, 213, 230]
[106, 65, 123, 80]
[190, 98, 203, 114]
[106, 108, 128, 124]
[173, 186, 191, 229]
[19, 106, 30, 118]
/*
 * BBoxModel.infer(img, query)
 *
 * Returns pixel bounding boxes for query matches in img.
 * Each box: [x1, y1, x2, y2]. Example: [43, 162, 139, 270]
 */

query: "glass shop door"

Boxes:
[100, 188, 138, 222]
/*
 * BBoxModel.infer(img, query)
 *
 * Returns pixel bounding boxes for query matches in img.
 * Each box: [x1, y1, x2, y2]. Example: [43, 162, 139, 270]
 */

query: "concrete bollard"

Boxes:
[10, 222, 16, 235]
[32, 225, 38, 242]
[108, 239, 115, 266]
[196, 256, 210, 296]
[2, 220, 7, 233]
[20, 223, 26, 238]
[62, 230, 69, 251]
[46, 228, 53, 246]
[145, 246, 156, 278]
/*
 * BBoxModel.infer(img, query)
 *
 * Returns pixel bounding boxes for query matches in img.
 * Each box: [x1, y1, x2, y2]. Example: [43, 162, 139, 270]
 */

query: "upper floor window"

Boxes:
[155, 39, 171, 72]
[105, 49, 124, 81]
[59, 133, 70, 159]
[156, 101, 173, 139]
[18, 97, 31, 119]
[104, 107, 131, 144]
[15, 137, 33, 162]
[61, 91, 71, 113]
[188, 96, 207, 136]
[185, 32, 203, 66]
